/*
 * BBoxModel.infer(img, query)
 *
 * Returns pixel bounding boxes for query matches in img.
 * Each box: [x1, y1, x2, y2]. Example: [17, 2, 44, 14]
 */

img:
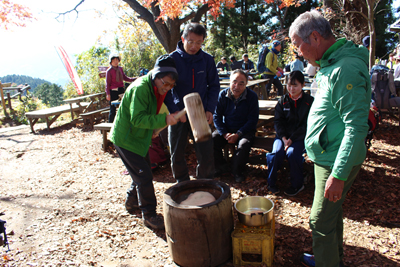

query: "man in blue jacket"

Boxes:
[239, 54, 255, 71]
[164, 22, 220, 182]
[213, 69, 259, 182]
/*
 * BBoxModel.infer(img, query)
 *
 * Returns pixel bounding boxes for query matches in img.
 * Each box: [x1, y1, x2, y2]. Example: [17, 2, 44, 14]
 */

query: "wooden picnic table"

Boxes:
[64, 92, 106, 116]
[26, 103, 89, 133]
[220, 79, 270, 100]
[64, 92, 108, 129]
[258, 100, 277, 115]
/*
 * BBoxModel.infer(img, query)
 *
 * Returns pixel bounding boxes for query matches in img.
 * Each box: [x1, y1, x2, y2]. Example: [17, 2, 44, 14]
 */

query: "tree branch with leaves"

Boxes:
[0, 0, 34, 30]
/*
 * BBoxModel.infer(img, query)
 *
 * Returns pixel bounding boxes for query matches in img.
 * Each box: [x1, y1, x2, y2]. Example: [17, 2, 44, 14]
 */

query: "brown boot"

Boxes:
[142, 213, 165, 230]
[125, 195, 139, 214]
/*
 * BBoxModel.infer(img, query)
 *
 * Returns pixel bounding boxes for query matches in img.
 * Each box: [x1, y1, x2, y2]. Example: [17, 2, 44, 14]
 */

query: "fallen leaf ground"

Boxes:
[0, 116, 399, 267]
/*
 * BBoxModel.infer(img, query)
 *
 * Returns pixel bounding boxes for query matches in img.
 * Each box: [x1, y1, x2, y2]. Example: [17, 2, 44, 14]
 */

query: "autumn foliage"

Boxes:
[0, 0, 34, 30]
[264, 0, 304, 9]
[142, 0, 236, 20]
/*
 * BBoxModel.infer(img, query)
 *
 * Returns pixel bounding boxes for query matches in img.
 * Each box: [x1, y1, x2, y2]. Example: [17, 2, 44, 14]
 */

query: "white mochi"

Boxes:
[180, 191, 216, 206]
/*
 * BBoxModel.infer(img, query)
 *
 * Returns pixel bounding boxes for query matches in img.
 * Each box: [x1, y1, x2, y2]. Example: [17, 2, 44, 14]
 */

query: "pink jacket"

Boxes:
[105, 66, 135, 95]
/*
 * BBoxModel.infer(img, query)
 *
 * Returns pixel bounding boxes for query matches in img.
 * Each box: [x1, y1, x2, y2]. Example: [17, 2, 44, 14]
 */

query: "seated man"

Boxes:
[239, 53, 255, 71]
[266, 71, 314, 196]
[216, 56, 230, 71]
[230, 56, 242, 71]
[213, 69, 259, 182]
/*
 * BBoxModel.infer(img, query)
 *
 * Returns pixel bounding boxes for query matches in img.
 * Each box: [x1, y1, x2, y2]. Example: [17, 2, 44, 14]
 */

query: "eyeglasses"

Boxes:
[293, 40, 307, 54]
[160, 77, 176, 88]
[186, 40, 204, 47]
[293, 34, 311, 54]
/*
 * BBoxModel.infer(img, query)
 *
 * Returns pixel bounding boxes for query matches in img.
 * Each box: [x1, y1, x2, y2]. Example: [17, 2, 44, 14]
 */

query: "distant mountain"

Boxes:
[0, 74, 53, 92]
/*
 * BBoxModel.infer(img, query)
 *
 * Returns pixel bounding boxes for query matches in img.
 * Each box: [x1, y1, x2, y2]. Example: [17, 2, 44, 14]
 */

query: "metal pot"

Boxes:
[234, 196, 274, 226]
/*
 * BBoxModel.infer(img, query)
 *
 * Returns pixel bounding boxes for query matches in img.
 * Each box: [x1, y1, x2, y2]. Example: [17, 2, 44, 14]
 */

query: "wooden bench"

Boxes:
[80, 107, 110, 130]
[26, 103, 87, 133]
[94, 122, 113, 151]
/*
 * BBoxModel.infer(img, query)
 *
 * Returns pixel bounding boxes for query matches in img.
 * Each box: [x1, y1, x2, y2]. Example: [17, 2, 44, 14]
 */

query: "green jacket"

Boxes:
[265, 51, 278, 75]
[110, 72, 167, 157]
[305, 39, 371, 181]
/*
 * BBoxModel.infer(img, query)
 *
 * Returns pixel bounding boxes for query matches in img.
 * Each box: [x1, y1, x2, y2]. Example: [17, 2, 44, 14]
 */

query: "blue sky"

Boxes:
[0, 0, 119, 86]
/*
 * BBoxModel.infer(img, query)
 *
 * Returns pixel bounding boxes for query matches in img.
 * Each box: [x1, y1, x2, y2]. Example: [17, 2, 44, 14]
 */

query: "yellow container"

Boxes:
[232, 217, 275, 267]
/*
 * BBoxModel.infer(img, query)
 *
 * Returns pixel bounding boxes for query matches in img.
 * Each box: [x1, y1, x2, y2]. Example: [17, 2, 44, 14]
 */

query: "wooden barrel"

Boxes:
[164, 180, 234, 267]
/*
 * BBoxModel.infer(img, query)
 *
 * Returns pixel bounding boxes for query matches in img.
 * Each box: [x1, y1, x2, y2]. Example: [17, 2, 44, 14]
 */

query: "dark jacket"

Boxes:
[216, 62, 230, 71]
[165, 41, 220, 113]
[213, 87, 259, 135]
[274, 93, 314, 142]
[230, 60, 242, 71]
[238, 59, 255, 70]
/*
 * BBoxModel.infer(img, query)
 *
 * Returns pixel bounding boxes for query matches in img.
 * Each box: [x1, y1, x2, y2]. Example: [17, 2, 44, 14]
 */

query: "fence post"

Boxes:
[0, 81, 6, 114]
[6, 93, 12, 110]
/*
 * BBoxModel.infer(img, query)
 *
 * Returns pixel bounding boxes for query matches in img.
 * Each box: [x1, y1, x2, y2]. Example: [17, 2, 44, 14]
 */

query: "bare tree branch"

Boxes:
[56, 0, 85, 21]
[346, 10, 369, 21]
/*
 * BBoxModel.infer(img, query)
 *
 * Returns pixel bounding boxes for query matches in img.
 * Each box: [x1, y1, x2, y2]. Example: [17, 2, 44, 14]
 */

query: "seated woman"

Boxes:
[267, 71, 314, 196]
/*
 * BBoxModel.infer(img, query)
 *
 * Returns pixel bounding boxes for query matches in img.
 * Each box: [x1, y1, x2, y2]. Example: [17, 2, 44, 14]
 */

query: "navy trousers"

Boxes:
[264, 74, 283, 96]
[168, 120, 214, 182]
[213, 130, 254, 176]
[266, 138, 304, 188]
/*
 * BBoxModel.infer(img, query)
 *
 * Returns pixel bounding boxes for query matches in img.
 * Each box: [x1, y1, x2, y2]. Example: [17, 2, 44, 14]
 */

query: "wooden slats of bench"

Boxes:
[80, 107, 110, 117]
[80, 107, 110, 129]
[252, 136, 274, 151]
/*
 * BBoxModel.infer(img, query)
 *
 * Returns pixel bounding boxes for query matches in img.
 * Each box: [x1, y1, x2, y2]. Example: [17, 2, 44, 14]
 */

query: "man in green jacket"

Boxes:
[289, 11, 371, 267]
[110, 55, 180, 230]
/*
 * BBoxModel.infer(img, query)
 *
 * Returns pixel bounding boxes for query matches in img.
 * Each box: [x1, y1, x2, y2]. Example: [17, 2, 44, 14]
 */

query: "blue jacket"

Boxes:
[213, 87, 259, 135]
[290, 59, 304, 72]
[165, 41, 220, 113]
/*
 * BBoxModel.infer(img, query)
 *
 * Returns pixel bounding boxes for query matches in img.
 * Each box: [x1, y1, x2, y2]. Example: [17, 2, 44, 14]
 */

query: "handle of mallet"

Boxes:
[153, 109, 186, 136]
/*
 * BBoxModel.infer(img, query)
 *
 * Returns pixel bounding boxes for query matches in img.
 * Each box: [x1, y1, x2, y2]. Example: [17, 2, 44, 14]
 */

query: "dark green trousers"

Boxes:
[310, 163, 361, 267]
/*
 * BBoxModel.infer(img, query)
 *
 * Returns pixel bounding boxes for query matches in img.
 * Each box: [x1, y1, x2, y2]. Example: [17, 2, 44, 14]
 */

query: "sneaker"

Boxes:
[268, 185, 280, 194]
[143, 214, 165, 230]
[300, 253, 315, 267]
[234, 174, 245, 183]
[284, 185, 305, 196]
[300, 253, 345, 267]
[125, 196, 139, 214]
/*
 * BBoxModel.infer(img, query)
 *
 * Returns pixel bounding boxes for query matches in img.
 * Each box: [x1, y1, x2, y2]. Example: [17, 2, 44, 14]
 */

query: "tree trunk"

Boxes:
[123, 0, 210, 53]
[366, 0, 375, 69]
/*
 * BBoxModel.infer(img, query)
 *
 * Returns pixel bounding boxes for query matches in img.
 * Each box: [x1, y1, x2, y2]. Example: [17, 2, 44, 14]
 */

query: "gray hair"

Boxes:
[231, 69, 248, 82]
[289, 10, 333, 44]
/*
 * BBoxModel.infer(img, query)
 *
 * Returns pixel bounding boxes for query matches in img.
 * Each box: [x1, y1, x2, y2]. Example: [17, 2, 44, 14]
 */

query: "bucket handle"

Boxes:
[250, 212, 264, 217]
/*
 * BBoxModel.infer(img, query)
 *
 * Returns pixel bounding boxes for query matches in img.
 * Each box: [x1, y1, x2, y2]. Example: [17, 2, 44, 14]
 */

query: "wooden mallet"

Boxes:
[153, 93, 211, 143]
